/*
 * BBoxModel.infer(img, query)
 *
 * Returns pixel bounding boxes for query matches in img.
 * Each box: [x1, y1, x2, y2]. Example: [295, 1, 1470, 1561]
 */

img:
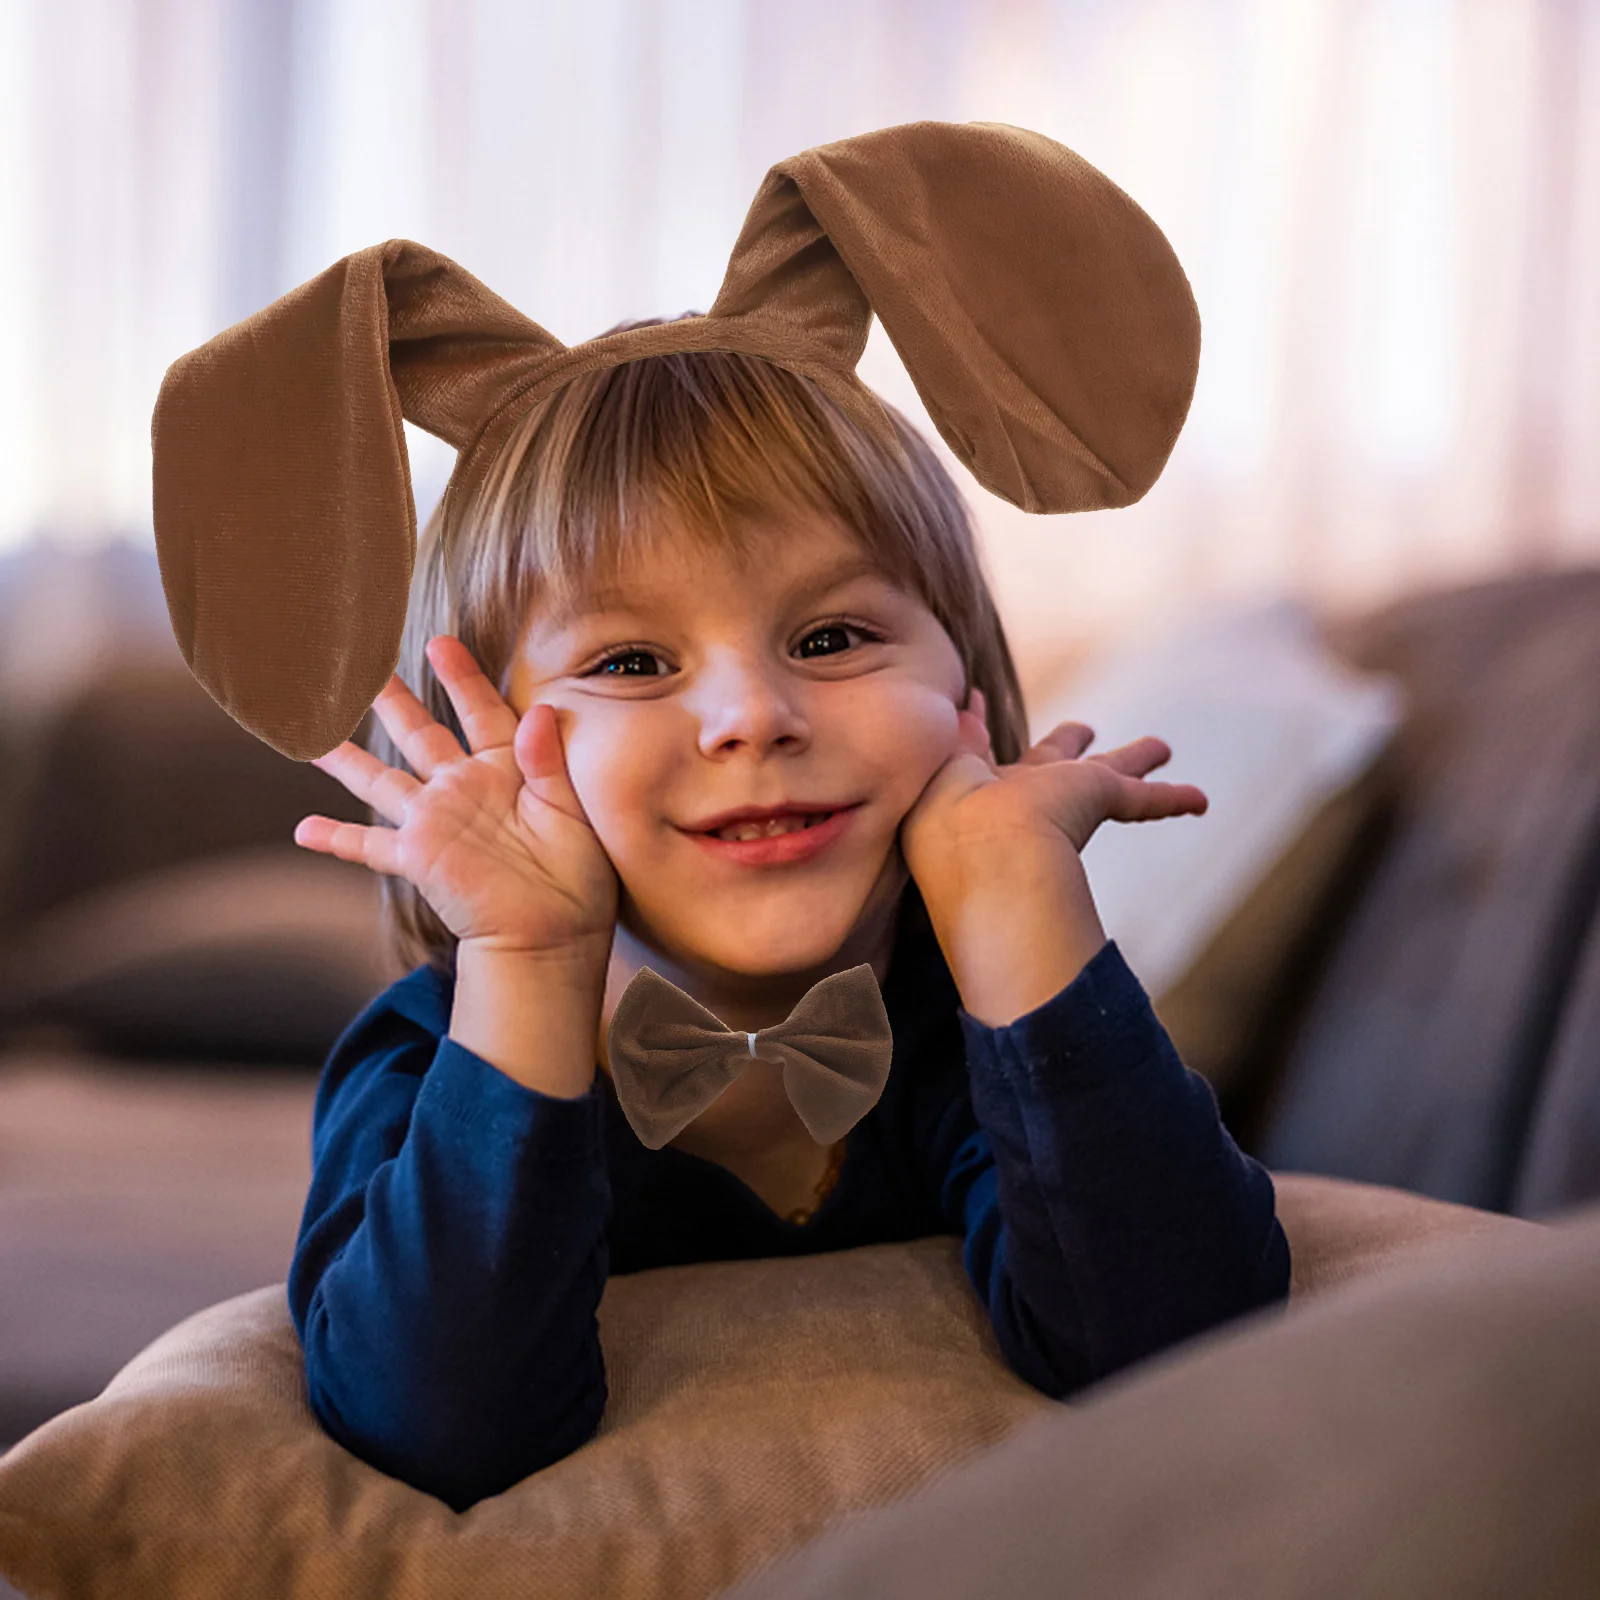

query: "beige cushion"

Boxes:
[0, 1176, 1530, 1600]
[1151, 770, 1383, 1092]
[730, 1197, 1586, 1600]
[1029, 600, 1403, 1095]
[1273, 1170, 1525, 1296]
[0, 1239, 1047, 1600]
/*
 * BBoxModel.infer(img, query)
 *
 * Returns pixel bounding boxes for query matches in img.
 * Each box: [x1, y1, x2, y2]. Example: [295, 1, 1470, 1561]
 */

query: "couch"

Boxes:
[1, 544, 1597, 1595]
[0, 1178, 1556, 1600]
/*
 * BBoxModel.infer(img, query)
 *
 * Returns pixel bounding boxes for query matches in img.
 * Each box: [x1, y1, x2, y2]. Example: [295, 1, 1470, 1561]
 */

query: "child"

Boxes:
[287, 344, 1289, 1511]
[149, 122, 1290, 1514]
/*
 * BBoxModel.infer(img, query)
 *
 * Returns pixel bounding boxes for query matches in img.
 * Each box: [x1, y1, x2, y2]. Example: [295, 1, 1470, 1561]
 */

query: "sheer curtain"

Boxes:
[2, 0, 1598, 691]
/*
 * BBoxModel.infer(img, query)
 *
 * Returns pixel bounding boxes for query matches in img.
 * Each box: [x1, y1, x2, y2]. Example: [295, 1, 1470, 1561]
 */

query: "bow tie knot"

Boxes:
[604, 964, 894, 1150]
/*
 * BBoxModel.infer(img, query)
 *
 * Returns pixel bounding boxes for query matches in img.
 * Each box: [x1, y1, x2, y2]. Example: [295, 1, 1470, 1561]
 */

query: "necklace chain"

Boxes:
[784, 1139, 848, 1226]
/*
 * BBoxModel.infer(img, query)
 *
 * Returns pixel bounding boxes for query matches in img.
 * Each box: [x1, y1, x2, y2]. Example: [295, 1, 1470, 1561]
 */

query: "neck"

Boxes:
[596, 886, 904, 1072]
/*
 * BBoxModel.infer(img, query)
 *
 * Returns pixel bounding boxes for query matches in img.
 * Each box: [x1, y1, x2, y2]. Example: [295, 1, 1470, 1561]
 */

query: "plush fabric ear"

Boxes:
[711, 121, 1202, 515]
[152, 122, 1201, 765]
[151, 241, 566, 763]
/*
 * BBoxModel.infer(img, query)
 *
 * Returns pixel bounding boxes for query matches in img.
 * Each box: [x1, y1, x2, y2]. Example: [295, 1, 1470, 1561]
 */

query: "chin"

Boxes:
[663, 910, 865, 979]
[627, 877, 888, 980]
[707, 928, 860, 979]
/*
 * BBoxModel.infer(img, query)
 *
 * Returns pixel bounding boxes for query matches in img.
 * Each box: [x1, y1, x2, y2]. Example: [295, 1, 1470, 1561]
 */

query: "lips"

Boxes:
[684, 804, 860, 867]
[688, 803, 856, 839]
[705, 811, 835, 843]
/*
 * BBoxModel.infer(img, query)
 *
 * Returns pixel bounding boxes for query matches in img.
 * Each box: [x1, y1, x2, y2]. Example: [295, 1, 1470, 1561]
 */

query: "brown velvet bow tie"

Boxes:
[604, 964, 894, 1150]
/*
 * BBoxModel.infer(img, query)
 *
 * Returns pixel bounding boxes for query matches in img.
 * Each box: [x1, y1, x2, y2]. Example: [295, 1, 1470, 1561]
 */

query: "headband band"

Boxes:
[151, 119, 1201, 761]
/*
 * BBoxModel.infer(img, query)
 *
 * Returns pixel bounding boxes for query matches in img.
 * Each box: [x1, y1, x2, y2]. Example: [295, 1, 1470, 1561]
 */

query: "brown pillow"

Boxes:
[0, 1177, 1528, 1600]
[1272, 1170, 1531, 1296]
[727, 1195, 1574, 1600]
[0, 1239, 1049, 1600]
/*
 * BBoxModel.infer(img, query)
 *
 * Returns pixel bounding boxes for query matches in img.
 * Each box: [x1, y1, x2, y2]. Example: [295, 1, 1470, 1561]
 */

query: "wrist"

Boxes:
[450, 937, 611, 1097]
[921, 848, 1108, 1028]
[457, 931, 612, 984]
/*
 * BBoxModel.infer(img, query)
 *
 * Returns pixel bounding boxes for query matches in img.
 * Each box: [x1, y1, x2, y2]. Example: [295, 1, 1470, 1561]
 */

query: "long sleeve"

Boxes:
[939, 939, 1290, 1397]
[287, 988, 612, 1510]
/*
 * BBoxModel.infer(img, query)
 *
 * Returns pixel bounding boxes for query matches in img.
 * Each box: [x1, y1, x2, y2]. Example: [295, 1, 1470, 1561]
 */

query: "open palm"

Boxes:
[901, 688, 1209, 882]
[293, 635, 618, 959]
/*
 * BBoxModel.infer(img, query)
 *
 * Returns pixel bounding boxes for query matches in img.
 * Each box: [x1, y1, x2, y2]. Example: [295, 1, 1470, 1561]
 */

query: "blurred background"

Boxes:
[4, 0, 1599, 683]
[2, 0, 1599, 1463]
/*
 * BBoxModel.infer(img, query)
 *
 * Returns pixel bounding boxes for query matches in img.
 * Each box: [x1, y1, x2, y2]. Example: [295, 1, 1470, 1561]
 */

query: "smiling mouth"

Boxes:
[707, 812, 836, 843]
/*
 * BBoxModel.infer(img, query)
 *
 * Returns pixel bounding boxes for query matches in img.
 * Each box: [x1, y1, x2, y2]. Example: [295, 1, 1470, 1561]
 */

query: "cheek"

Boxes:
[854, 683, 964, 807]
[546, 709, 650, 845]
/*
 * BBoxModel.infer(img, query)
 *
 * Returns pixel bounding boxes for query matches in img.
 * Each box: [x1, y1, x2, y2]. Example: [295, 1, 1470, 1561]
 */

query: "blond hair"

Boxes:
[368, 332, 1028, 978]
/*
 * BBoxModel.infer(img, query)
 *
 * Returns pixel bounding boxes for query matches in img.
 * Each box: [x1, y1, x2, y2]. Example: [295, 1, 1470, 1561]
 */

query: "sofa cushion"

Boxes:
[0, 1238, 1048, 1600]
[1260, 568, 1600, 1211]
[0, 1054, 313, 1447]
[0, 1175, 1529, 1600]
[1031, 599, 1402, 1096]
[0, 652, 370, 930]
[728, 1199, 1593, 1600]
[0, 847, 396, 1064]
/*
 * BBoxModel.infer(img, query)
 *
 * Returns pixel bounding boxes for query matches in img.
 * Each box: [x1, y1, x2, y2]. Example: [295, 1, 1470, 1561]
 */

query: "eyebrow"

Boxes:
[552, 552, 898, 627]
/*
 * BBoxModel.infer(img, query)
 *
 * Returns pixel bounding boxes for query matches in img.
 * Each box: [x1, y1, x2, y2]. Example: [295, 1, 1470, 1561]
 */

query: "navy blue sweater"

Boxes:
[289, 883, 1290, 1509]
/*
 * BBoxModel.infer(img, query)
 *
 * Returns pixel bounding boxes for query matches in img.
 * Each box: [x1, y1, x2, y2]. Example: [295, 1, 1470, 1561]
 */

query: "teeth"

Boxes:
[714, 814, 827, 842]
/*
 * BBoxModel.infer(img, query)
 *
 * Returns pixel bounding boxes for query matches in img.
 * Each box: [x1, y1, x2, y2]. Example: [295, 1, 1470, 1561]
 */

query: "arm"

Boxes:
[288, 947, 611, 1510]
[938, 939, 1289, 1397]
[288, 640, 625, 1507]
[904, 700, 1288, 1395]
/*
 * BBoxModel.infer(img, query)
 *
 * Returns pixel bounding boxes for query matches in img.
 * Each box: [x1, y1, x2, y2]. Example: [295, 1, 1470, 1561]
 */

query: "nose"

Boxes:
[689, 649, 812, 760]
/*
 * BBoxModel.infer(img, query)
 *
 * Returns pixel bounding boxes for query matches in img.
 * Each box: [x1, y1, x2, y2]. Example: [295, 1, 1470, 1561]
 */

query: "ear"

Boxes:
[709, 121, 1202, 516]
[151, 241, 566, 762]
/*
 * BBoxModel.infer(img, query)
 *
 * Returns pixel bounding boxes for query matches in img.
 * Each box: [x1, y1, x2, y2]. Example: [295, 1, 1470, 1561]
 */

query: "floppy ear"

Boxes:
[151, 241, 565, 762]
[711, 121, 1202, 515]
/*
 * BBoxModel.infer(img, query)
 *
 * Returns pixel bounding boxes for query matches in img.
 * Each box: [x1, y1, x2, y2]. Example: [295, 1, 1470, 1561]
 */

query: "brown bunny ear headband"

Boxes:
[151, 119, 1201, 763]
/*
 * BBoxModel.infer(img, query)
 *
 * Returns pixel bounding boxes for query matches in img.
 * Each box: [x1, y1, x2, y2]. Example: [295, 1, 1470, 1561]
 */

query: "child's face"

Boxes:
[506, 515, 969, 978]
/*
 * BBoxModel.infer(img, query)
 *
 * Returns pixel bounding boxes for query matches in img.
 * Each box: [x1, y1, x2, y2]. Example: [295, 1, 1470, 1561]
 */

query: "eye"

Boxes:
[586, 647, 667, 678]
[795, 621, 881, 660]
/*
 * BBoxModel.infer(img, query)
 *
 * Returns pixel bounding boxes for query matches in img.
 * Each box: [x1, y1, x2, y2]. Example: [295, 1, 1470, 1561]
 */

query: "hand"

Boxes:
[899, 690, 1208, 1025]
[293, 635, 619, 966]
[902, 689, 1209, 872]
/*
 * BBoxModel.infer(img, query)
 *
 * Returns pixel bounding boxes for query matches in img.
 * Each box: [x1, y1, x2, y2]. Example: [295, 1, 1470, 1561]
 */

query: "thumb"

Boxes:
[513, 703, 591, 824]
[957, 706, 995, 768]
[905, 733, 995, 826]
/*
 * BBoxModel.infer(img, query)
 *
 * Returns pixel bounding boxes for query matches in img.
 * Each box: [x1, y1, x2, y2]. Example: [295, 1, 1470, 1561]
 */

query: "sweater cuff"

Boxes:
[957, 940, 1166, 1093]
[417, 1037, 606, 1162]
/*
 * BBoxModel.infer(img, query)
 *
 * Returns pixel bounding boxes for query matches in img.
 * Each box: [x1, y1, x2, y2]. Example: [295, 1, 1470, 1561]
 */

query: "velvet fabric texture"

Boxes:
[605, 963, 893, 1149]
[149, 119, 1202, 762]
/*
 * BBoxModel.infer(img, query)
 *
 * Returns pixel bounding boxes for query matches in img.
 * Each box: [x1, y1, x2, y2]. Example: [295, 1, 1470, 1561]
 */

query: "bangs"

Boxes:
[470, 346, 924, 624]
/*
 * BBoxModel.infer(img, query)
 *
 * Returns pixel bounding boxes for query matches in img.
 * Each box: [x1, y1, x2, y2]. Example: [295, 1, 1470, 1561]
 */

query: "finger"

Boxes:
[1020, 721, 1095, 765]
[1088, 736, 1174, 780]
[367, 669, 473, 780]
[513, 703, 594, 826]
[425, 635, 523, 758]
[292, 813, 404, 875]
[309, 740, 422, 826]
[1104, 775, 1209, 822]
[956, 708, 997, 771]
[903, 736, 999, 835]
